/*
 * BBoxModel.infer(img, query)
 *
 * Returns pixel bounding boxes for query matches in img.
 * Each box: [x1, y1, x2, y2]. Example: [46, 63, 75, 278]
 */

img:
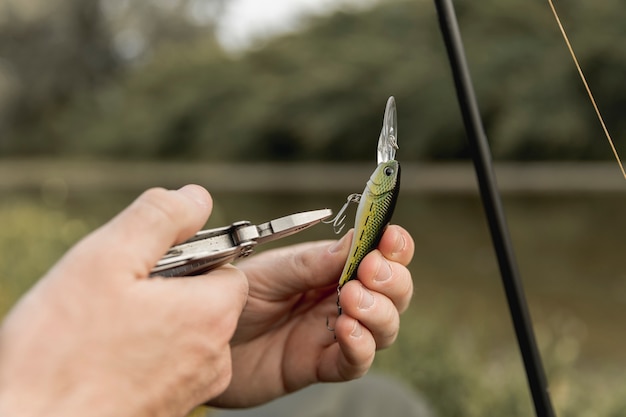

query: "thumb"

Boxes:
[237, 230, 354, 296]
[61, 185, 213, 280]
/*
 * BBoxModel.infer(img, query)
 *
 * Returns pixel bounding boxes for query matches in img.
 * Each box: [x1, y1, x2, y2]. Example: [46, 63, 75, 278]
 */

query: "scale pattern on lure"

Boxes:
[326, 96, 400, 319]
[337, 159, 400, 288]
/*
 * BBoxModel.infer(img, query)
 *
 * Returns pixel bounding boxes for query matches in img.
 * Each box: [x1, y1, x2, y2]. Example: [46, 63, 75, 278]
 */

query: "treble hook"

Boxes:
[326, 286, 343, 336]
[323, 193, 361, 234]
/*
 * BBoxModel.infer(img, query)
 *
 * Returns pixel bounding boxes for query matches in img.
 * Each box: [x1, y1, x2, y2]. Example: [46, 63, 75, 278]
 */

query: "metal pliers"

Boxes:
[150, 208, 332, 278]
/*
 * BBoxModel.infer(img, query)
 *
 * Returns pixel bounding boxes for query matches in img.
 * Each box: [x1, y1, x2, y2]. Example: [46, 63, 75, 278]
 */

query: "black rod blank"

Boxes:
[432, 1, 556, 416]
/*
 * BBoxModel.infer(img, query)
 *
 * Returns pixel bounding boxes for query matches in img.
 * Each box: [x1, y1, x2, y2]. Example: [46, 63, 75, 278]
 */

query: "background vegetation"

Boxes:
[3, 0, 626, 416]
[2, 0, 626, 161]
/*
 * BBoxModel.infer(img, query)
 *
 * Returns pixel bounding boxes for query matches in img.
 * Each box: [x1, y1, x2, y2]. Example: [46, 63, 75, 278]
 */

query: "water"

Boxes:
[2, 187, 626, 370]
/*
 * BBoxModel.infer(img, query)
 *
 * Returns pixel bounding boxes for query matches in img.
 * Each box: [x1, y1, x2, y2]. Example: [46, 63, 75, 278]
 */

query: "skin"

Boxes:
[0, 184, 414, 417]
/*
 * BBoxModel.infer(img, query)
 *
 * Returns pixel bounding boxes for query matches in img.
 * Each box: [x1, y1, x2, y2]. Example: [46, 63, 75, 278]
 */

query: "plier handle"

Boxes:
[150, 208, 332, 278]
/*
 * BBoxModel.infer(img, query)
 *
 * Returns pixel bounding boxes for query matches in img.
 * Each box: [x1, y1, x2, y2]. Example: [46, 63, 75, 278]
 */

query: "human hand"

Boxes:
[209, 225, 414, 408]
[0, 186, 248, 417]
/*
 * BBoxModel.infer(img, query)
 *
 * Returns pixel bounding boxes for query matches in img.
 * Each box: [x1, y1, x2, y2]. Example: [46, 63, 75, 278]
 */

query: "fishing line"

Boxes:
[548, 0, 626, 179]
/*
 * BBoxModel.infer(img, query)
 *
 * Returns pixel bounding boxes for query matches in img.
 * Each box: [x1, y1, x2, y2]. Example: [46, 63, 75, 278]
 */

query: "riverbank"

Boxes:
[2, 159, 626, 194]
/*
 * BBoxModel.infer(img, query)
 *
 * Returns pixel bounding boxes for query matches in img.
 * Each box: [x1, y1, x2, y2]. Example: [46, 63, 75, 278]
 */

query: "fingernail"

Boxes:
[351, 320, 362, 338]
[374, 257, 393, 283]
[177, 185, 211, 208]
[359, 287, 375, 310]
[392, 232, 406, 256]
[329, 233, 350, 254]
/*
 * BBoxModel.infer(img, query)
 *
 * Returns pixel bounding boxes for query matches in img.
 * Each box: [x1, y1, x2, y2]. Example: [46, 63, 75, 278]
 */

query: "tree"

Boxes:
[4, 0, 626, 161]
[0, 0, 226, 154]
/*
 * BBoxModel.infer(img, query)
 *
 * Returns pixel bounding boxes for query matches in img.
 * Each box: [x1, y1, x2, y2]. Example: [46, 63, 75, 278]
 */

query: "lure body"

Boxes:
[337, 159, 400, 288]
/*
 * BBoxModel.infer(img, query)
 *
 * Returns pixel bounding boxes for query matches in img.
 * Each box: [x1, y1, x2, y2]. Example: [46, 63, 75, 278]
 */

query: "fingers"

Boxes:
[121, 265, 249, 405]
[69, 185, 213, 280]
[318, 225, 414, 383]
[357, 225, 414, 313]
[335, 225, 414, 349]
[338, 280, 401, 349]
[356, 249, 414, 314]
[317, 314, 376, 382]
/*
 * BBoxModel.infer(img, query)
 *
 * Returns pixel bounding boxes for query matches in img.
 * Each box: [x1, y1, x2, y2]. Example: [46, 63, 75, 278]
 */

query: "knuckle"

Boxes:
[396, 267, 414, 312]
[134, 187, 181, 229]
[368, 323, 397, 351]
[379, 314, 400, 348]
[208, 303, 244, 340]
[210, 355, 234, 394]
[380, 303, 400, 335]
[339, 353, 372, 381]
[190, 346, 233, 400]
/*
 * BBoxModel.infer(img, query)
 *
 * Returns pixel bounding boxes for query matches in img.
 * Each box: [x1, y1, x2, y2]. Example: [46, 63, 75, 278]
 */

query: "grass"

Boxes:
[0, 199, 90, 316]
[2, 190, 626, 416]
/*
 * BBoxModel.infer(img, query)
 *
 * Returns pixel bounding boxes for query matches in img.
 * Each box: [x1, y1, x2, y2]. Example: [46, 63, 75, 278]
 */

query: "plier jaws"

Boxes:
[150, 208, 332, 278]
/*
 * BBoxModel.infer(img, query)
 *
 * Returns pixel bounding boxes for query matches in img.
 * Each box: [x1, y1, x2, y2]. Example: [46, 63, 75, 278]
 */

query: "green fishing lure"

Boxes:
[337, 159, 400, 288]
[326, 97, 400, 320]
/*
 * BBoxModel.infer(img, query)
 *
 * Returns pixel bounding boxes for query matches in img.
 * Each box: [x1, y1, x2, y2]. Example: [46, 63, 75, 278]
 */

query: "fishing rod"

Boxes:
[432, 1, 556, 416]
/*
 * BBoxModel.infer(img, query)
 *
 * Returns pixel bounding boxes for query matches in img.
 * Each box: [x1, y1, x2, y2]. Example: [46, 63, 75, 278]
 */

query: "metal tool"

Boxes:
[150, 208, 333, 278]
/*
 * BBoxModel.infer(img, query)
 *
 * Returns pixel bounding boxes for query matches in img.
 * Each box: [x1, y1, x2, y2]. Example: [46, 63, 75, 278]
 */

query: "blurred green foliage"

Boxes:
[0, 199, 88, 316]
[375, 307, 626, 417]
[2, 0, 626, 161]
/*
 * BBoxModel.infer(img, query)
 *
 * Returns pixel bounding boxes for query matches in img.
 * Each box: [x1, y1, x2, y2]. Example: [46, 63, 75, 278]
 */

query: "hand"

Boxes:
[0, 186, 248, 417]
[210, 224, 415, 408]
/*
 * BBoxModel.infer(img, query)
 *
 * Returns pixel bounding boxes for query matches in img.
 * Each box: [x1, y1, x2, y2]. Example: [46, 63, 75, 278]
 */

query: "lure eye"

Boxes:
[384, 166, 395, 176]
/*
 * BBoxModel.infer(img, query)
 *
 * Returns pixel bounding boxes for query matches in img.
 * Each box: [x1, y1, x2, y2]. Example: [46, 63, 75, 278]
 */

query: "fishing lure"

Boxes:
[326, 96, 401, 318]
[334, 159, 400, 288]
